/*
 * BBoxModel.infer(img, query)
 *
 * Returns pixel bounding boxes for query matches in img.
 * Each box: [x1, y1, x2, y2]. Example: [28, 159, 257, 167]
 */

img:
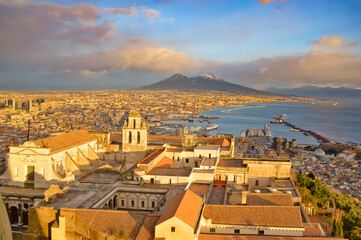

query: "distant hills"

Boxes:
[265, 86, 361, 98]
[138, 73, 271, 95]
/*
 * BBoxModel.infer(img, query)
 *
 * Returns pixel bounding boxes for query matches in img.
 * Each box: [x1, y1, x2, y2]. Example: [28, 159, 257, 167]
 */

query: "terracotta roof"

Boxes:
[189, 183, 211, 197]
[203, 205, 303, 228]
[148, 135, 183, 141]
[136, 214, 161, 240]
[154, 156, 174, 168]
[147, 167, 192, 177]
[60, 208, 149, 239]
[196, 137, 230, 147]
[247, 193, 293, 206]
[198, 235, 346, 240]
[157, 190, 203, 228]
[138, 148, 165, 164]
[304, 226, 324, 236]
[110, 133, 122, 142]
[32, 130, 96, 154]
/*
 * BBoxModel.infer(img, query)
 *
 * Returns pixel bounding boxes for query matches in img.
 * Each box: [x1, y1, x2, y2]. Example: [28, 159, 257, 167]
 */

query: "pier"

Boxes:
[274, 117, 331, 143]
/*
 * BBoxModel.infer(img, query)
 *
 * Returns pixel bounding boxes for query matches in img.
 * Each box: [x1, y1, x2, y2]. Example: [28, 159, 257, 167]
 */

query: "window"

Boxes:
[121, 200, 125, 206]
[186, 158, 189, 163]
[129, 131, 132, 143]
[199, 154, 202, 158]
[131, 200, 135, 207]
[255, 180, 259, 186]
[137, 131, 140, 144]
[151, 201, 156, 208]
[234, 176, 237, 182]
[169, 179, 172, 184]
[259, 230, 264, 235]
[172, 156, 175, 160]
[141, 201, 145, 208]
[151, 178, 154, 184]
[171, 227, 175, 232]
[210, 228, 216, 233]
[133, 119, 136, 129]
[209, 153, 211, 158]
[177, 157, 180, 161]
[234, 229, 240, 234]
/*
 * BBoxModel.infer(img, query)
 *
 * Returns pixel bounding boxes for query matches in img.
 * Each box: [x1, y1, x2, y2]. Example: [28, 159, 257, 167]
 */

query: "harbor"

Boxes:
[272, 115, 331, 143]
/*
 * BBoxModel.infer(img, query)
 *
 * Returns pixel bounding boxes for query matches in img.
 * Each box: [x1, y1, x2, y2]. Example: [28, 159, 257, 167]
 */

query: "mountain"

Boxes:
[138, 73, 270, 94]
[265, 86, 361, 98]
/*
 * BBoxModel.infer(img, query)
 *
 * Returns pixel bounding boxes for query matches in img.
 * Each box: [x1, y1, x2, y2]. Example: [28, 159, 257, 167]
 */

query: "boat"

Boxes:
[206, 124, 218, 131]
[189, 126, 202, 132]
[289, 128, 300, 132]
[332, 102, 338, 106]
[270, 121, 282, 124]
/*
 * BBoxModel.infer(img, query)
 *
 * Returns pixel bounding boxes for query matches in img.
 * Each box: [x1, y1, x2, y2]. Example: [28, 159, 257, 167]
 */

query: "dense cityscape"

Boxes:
[0, 89, 360, 240]
[1, 0, 360, 239]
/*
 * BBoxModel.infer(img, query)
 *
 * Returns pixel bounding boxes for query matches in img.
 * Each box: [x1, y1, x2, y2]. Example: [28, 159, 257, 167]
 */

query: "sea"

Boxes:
[169, 98, 361, 145]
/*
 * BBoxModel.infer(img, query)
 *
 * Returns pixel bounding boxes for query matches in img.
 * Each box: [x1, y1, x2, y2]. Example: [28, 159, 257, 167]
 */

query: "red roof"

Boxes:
[154, 156, 174, 168]
[156, 190, 203, 228]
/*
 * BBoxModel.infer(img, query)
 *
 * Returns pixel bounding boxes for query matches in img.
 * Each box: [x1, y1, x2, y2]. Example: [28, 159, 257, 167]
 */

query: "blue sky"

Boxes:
[0, 0, 360, 90]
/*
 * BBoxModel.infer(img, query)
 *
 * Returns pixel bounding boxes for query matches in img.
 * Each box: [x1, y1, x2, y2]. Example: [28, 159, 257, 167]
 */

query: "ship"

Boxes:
[189, 126, 202, 132]
[289, 128, 300, 132]
[206, 124, 218, 131]
[270, 120, 282, 124]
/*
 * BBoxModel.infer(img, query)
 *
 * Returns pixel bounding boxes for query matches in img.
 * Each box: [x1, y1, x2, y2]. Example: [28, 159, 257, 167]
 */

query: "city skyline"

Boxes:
[0, 0, 360, 90]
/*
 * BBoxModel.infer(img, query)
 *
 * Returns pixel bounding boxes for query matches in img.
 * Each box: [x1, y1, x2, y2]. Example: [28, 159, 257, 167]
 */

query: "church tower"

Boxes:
[122, 110, 147, 152]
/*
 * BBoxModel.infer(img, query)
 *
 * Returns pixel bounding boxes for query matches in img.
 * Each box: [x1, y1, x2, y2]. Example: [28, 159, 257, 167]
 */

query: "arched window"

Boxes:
[133, 119, 136, 129]
[137, 131, 141, 144]
[113, 195, 117, 208]
[129, 131, 132, 143]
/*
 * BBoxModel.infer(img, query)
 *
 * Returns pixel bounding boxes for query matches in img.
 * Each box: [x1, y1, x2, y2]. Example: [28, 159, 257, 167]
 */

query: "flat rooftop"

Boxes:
[80, 172, 120, 183]
[217, 158, 246, 168]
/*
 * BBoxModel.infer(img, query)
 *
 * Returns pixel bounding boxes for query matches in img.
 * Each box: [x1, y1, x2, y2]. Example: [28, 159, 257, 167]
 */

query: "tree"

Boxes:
[350, 227, 361, 240]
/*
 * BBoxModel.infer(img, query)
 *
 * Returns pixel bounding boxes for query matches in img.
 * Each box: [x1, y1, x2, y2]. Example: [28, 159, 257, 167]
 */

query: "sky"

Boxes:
[0, 0, 360, 90]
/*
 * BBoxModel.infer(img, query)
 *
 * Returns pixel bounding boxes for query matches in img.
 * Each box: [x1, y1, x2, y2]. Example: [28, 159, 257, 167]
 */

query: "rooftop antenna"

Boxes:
[27, 119, 31, 141]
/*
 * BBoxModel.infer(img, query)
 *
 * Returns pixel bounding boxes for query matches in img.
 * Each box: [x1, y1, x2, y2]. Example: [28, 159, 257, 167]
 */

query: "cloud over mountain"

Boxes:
[200, 36, 361, 89]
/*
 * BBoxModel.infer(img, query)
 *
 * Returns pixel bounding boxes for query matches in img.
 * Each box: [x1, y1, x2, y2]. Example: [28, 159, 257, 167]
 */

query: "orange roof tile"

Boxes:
[304, 226, 324, 236]
[138, 148, 165, 164]
[247, 193, 293, 206]
[136, 214, 161, 240]
[198, 235, 345, 240]
[203, 205, 303, 228]
[32, 130, 96, 154]
[154, 156, 174, 168]
[148, 135, 183, 141]
[60, 208, 148, 239]
[157, 190, 203, 228]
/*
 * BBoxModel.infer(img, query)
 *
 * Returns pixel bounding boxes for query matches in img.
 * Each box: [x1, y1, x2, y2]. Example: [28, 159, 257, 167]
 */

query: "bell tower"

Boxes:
[122, 110, 147, 152]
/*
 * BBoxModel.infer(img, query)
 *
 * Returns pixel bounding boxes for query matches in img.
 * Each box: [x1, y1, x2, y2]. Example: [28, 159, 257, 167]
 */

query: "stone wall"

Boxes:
[0, 193, 13, 240]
